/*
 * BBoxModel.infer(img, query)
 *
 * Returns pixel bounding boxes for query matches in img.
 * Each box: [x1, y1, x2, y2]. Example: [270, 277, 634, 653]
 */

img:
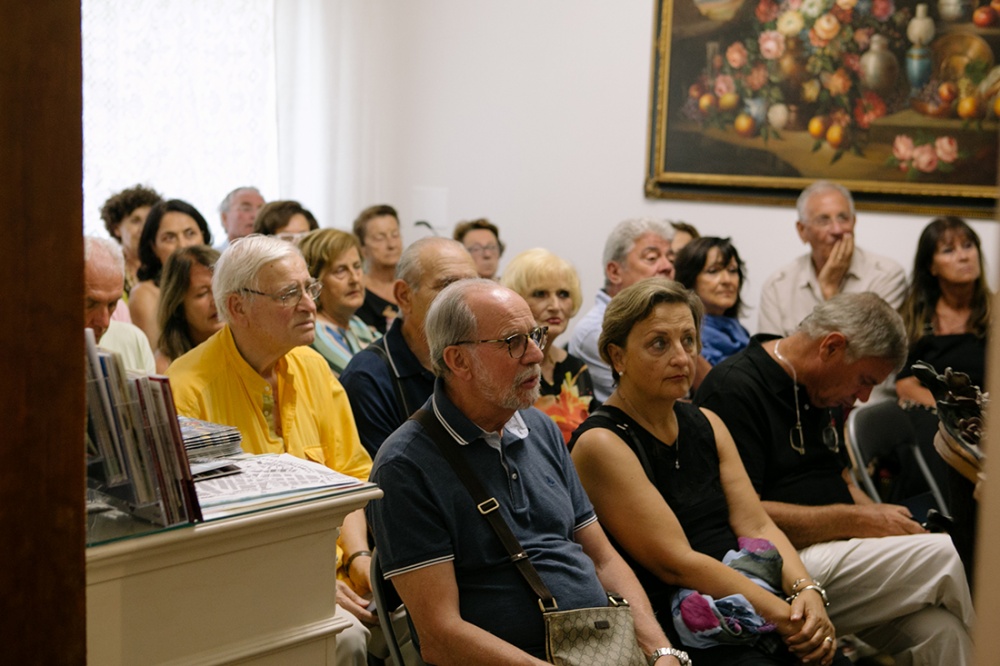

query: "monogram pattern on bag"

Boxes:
[545, 606, 647, 666]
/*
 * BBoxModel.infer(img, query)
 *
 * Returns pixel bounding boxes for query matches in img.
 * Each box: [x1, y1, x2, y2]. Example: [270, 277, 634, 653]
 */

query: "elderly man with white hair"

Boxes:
[84, 235, 155, 373]
[568, 217, 674, 401]
[166, 234, 375, 666]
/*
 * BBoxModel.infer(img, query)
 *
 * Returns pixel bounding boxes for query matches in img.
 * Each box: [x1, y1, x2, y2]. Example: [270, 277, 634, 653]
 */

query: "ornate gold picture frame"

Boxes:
[646, 0, 999, 217]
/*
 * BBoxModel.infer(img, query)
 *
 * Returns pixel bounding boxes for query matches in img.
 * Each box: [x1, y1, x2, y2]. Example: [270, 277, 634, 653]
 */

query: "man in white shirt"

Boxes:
[216, 186, 265, 249]
[758, 181, 906, 336]
[84, 236, 155, 373]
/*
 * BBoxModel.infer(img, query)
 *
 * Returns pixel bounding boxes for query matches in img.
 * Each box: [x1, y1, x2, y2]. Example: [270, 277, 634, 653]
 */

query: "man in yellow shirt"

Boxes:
[168, 234, 374, 666]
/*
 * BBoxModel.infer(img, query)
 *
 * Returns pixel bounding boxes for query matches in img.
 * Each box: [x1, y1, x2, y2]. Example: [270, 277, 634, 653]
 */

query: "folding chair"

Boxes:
[370, 549, 425, 666]
[845, 401, 949, 519]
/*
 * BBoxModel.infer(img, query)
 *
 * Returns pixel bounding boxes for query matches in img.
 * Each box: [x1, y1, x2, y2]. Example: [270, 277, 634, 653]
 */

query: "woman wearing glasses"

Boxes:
[299, 229, 378, 377]
[569, 278, 843, 666]
[454, 218, 505, 280]
[501, 248, 595, 443]
[154, 245, 223, 373]
[252, 200, 319, 244]
[353, 205, 402, 335]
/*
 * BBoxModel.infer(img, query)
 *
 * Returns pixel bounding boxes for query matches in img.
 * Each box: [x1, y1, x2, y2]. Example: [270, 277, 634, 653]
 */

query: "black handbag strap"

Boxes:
[412, 408, 559, 611]
[367, 340, 413, 417]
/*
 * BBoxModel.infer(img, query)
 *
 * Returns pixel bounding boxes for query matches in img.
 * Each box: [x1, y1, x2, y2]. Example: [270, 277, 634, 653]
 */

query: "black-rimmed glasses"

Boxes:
[454, 326, 547, 359]
[242, 280, 322, 308]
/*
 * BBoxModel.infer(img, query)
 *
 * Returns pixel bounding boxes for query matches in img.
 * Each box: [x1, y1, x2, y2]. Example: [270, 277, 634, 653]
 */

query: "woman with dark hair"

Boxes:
[154, 245, 223, 373]
[454, 218, 505, 280]
[675, 237, 750, 368]
[353, 204, 402, 334]
[130, 199, 212, 347]
[252, 200, 319, 243]
[896, 216, 990, 581]
[569, 278, 842, 666]
[299, 228, 378, 376]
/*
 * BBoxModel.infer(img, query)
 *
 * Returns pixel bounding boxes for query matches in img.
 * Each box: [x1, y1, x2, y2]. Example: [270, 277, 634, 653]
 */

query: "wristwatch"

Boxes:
[649, 646, 691, 665]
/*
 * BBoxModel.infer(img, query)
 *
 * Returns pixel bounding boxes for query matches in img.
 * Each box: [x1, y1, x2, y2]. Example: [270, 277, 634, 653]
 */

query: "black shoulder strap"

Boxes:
[367, 340, 413, 417]
[591, 407, 656, 486]
[412, 408, 558, 611]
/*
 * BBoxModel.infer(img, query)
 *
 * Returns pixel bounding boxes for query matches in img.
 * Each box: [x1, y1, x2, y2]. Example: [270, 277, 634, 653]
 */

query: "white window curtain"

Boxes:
[82, 0, 383, 238]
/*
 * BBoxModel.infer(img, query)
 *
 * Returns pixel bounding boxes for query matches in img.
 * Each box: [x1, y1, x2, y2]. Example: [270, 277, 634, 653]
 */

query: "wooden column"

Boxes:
[0, 0, 85, 662]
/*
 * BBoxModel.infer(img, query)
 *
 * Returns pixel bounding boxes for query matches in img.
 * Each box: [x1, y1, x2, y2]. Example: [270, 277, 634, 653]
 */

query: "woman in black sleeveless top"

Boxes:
[569, 278, 843, 666]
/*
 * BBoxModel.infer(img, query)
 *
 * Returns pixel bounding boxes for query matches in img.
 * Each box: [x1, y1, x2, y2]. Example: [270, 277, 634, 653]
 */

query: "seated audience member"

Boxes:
[84, 236, 155, 373]
[299, 228, 378, 376]
[695, 293, 974, 664]
[339, 238, 478, 456]
[668, 220, 700, 258]
[129, 199, 212, 349]
[675, 237, 750, 367]
[366, 278, 683, 666]
[454, 217, 505, 280]
[99, 184, 163, 297]
[166, 235, 375, 664]
[252, 199, 319, 243]
[217, 186, 265, 249]
[154, 245, 222, 373]
[501, 248, 595, 442]
[896, 216, 991, 582]
[569, 218, 674, 401]
[758, 181, 906, 336]
[353, 205, 403, 334]
[570, 279, 842, 665]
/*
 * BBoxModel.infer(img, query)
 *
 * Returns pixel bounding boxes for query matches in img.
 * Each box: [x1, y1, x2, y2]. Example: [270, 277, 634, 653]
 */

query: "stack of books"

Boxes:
[179, 416, 243, 461]
[85, 329, 202, 531]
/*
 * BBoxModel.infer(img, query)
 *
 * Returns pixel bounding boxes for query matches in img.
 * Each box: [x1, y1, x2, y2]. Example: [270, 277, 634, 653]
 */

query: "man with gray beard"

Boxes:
[366, 279, 682, 665]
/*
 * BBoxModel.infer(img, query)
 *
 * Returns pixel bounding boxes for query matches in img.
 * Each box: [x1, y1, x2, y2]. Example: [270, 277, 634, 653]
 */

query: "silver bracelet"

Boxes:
[649, 646, 691, 665]
[787, 583, 829, 606]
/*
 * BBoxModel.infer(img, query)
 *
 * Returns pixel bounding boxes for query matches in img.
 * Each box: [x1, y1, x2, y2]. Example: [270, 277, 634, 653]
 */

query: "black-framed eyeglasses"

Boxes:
[242, 280, 322, 308]
[789, 408, 841, 455]
[454, 326, 547, 359]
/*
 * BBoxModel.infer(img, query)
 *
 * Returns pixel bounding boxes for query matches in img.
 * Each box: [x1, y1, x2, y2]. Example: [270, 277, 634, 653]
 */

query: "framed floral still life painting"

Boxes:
[646, 0, 1000, 217]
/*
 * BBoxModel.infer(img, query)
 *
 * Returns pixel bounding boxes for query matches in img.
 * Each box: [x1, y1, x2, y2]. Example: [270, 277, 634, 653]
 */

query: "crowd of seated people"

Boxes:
[86, 178, 987, 666]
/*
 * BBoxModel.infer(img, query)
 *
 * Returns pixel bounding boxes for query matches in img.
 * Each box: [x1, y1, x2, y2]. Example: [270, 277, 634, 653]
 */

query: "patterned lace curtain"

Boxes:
[81, 0, 279, 241]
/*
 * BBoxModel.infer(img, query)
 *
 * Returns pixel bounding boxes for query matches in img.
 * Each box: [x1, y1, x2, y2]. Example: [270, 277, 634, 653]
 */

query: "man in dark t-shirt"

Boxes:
[696, 292, 973, 664]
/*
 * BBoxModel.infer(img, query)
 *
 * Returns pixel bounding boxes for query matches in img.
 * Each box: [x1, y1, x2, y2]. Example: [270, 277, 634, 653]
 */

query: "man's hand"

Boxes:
[336, 579, 377, 625]
[818, 233, 853, 300]
[853, 503, 927, 538]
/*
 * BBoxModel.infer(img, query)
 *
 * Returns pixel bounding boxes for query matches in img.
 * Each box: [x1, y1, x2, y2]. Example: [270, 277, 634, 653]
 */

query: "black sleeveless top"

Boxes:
[569, 402, 738, 618]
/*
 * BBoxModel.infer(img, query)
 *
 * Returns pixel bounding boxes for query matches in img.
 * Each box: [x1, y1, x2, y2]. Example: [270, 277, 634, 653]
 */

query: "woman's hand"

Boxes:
[783, 589, 837, 665]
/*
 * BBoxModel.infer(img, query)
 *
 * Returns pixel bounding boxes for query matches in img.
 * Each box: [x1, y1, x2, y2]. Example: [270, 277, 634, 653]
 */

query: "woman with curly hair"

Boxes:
[99, 184, 163, 297]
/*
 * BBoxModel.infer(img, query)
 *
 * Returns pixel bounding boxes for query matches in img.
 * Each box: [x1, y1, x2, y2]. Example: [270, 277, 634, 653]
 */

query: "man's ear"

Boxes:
[818, 332, 848, 361]
[227, 293, 247, 325]
[605, 261, 623, 287]
[795, 221, 808, 244]
[442, 345, 473, 381]
[394, 280, 412, 316]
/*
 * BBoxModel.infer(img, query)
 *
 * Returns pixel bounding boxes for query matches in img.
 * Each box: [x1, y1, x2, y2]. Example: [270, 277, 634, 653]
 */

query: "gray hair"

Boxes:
[425, 278, 498, 376]
[798, 292, 907, 370]
[213, 234, 300, 324]
[84, 235, 125, 278]
[395, 237, 468, 289]
[796, 180, 855, 223]
[218, 186, 263, 214]
[602, 218, 673, 282]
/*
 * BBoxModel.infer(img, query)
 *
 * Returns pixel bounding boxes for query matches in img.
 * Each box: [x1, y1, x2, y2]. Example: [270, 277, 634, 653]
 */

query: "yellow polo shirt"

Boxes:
[167, 325, 372, 483]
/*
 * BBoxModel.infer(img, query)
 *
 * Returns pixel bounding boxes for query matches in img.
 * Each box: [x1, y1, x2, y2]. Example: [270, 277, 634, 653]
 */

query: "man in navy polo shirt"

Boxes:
[366, 279, 681, 666]
[340, 237, 478, 456]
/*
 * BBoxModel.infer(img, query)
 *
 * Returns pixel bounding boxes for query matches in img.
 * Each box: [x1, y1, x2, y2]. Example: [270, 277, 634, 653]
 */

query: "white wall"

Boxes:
[373, 0, 997, 336]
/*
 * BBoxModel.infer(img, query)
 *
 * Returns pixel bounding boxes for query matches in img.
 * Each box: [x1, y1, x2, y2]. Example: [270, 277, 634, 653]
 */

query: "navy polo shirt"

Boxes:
[340, 317, 436, 457]
[367, 379, 608, 658]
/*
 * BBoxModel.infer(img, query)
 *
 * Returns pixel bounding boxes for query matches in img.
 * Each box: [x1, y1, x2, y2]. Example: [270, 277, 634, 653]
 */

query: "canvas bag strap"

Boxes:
[412, 408, 558, 611]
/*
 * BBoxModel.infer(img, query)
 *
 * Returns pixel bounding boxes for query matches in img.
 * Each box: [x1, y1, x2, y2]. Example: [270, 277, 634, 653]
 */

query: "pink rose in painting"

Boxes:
[913, 144, 938, 173]
[872, 0, 895, 21]
[822, 68, 852, 96]
[715, 74, 737, 97]
[935, 136, 958, 163]
[843, 53, 861, 73]
[813, 13, 842, 40]
[746, 63, 769, 91]
[759, 30, 786, 59]
[757, 0, 781, 23]
[727, 42, 749, 69]
[893, 134, 914, 161]
[854, 27, 873, 50]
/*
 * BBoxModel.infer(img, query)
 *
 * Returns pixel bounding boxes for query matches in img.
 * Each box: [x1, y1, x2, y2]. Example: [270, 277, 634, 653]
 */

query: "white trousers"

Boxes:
[799, 533, 974, 666]
[335, 603, 371, 666]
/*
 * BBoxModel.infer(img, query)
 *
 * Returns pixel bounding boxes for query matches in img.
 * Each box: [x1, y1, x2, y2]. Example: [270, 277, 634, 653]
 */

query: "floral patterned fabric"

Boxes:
[535, 353, 595, 444]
